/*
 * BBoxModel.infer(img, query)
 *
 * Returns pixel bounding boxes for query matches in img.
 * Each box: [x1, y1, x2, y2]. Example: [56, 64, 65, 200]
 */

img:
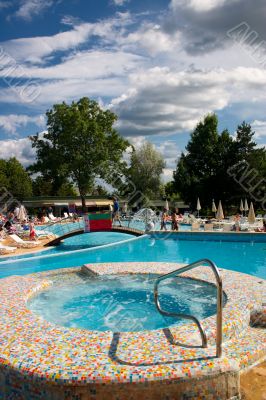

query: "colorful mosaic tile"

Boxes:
[0, 263, 265, 400]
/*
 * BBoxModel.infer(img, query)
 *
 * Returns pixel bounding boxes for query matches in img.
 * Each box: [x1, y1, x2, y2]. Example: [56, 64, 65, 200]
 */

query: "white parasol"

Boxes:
[239, 199, 244, 214]
[196, 197, 201, 217]
[247, 202, 256, 224]
[244, 199, 249, 216]
[216, 200, 224, 221]
[17, 205, 27, 222]
[212, 199, 217, 213]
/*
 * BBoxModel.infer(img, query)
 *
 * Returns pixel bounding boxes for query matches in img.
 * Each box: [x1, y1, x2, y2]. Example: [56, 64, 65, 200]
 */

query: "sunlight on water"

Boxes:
[28, 274, 224, 332]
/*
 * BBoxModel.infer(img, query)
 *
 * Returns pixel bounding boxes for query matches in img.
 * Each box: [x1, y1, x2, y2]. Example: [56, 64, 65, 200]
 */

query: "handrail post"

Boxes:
[154, 259, 223, 357]
[216, 277, 223, 358]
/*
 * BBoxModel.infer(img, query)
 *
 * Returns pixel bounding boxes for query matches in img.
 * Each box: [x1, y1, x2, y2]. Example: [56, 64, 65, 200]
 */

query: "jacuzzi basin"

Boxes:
[28, 273, 226, 332]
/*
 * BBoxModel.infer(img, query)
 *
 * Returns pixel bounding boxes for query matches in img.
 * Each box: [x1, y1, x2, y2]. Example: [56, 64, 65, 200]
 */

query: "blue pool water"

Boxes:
[28, 274, 221, 331]
[0, 232, 133, 261]
[0, 234, 265, 279]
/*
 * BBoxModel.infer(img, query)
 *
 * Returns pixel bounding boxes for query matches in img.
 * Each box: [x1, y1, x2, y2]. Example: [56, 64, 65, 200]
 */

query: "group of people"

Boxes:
[0, 210, 37, 240]
[160, 208, 180, 231]
[256, 219, 266, 232]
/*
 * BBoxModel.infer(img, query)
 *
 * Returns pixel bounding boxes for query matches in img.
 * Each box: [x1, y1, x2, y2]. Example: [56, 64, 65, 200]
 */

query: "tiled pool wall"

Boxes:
[0, 263, 265, 400]
[0, 368, 240, 400]
[150, 231, 266, 242]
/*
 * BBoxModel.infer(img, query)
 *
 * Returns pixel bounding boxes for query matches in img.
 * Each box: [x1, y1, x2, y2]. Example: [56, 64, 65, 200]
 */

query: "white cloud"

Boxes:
[120, 23, 180, 56]
[156, 141, 180, 169]
[161, 168, 174, 183]
[0, 76, 131, 107]
[1, 13, 132, 64]
[0, 136, 36, 166]
[14, 0, 54, 21]
[0, 1, 12, 11]
[171, 0, 232, 12]
[252, 120, 266, 138]
[0, 50, 144, 80]
[111, 66, 266, 136]
[0, 114, 45, 136]
[112, 0, 129, 6]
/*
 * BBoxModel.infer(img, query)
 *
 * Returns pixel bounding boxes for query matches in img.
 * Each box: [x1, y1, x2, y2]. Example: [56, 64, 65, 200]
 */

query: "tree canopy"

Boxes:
[29, 97, 129, 211]
[172, 114, 266, 211]
[127, 142, 165, 202]
[0, 157, 32, 201]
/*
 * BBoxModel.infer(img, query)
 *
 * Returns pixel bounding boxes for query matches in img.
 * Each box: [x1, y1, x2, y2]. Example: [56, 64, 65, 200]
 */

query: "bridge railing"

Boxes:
[36, 217, 85, 238]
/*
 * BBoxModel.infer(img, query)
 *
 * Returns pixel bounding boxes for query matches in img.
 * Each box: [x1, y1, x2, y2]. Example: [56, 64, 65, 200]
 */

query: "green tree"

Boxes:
[30, 97, 129, 211]
[127, 142, 165, 200]
[231, 122, 266, 206]
[173, 114, 220, 206]
[4, 158, 32, 200]
[32, 176, 53, 197]
[173, 115, 266, 211]
[0, 159, 9, 189]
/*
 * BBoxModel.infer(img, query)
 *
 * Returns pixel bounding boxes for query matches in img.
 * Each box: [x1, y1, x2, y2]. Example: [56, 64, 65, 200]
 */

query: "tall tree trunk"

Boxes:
[81, 193, 86, 214]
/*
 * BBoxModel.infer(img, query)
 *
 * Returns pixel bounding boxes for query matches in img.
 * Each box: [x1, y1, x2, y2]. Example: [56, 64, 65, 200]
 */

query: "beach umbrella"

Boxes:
[244, 198, 249, 216]
[247, 202, 256, 224]
[17, 205, 27, 222]
[239, 199, 244, 215]
[122, 202, 128, 213]
[211, 199, 217, 214]
[216, 200, 224, 221]
[165, 199, 169, 211]
[196, 197, 201, 217]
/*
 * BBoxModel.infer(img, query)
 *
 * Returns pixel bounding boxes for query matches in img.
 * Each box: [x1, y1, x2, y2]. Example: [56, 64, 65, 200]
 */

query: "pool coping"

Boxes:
[0, 262, 265, 388]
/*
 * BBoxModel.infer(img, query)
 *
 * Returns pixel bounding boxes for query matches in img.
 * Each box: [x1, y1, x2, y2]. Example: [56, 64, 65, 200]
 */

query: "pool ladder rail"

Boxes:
[154, 258, 223, 358]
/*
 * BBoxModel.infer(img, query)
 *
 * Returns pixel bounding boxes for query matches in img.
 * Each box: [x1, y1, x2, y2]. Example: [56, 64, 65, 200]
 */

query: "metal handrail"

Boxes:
[154, 258, 223, 357]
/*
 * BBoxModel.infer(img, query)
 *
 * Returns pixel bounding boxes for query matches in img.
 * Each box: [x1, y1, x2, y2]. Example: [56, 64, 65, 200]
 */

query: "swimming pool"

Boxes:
[28, 273, 224, 332]
[0, 231, 134, 261]
[0, 233, 265, 279]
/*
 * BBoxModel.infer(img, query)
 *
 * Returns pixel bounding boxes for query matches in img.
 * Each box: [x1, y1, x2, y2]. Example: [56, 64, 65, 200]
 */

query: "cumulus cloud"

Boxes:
[13, 0, 55, 21]
[252, 120, 266, 138]
[166, 0, 266, 55]
[156, 140, 180, 170]
[1, 12, 132, 64]
[0, 136, 36, 166]
[0, 114, 45, 136]
[111, 66, 266, 137]
[112, 0, 129, 6]
[120, 22, 180, 56]
[0, 50, 144, 81]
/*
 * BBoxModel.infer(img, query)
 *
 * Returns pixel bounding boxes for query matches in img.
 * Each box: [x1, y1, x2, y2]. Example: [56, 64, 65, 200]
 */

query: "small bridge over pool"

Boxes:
[37, 217, 144, 246]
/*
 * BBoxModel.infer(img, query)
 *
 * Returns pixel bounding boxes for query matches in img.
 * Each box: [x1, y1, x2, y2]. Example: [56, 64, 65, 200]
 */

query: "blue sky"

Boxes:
[0, 0, 266, 181]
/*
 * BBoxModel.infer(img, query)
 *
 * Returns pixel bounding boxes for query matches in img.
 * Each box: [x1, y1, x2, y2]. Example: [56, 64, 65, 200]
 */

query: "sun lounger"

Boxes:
[223, 224, 232, 232]
[48, 213, 57, 221]
[191, 222, 200, 231]
[0, 244, 16, 254]
[9, 234, 39, 248]
[204, 223, 213, 231]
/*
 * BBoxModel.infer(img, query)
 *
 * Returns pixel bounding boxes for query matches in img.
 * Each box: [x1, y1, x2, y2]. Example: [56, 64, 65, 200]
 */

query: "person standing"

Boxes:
[112, 197, 122, 226]
[29, 220, 36, 240]
[171, 209, 179, 231]
[160, 208, 168, 231]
